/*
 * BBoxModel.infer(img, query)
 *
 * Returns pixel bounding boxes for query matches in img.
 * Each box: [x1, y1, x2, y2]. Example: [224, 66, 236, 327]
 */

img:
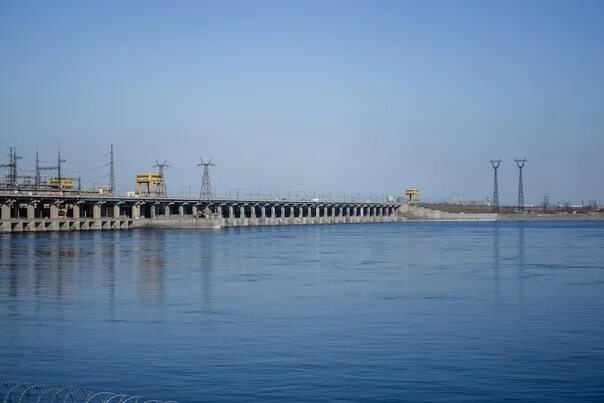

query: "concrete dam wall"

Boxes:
[397, 204, 498, 221]
[0, 193, 402, 233]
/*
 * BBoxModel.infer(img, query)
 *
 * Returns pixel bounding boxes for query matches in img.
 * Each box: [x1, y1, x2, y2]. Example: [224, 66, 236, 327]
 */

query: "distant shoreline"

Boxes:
[497, 213, 604, 221]
[397, 204, 603, 222]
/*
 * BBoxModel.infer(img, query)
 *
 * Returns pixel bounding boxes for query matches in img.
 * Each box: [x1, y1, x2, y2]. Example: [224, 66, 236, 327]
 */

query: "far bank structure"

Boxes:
[0, 193, 406, 233]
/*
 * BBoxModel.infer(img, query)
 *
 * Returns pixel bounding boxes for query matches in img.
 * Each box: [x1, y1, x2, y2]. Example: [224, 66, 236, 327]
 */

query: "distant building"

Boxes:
[47, 177, 75, 189]
[404, 188, 420, 203]
[136, 172, 164, 197]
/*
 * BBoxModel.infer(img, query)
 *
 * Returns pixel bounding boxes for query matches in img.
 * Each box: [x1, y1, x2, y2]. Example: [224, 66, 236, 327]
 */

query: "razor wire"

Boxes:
[1, 381, 177, 403]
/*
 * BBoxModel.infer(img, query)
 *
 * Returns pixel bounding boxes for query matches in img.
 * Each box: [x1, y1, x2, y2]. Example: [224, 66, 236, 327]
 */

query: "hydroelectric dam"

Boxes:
[0, 193, 402, 233]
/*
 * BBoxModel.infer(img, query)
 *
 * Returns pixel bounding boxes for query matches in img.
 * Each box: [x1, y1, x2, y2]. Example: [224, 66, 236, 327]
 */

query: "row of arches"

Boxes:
[214, 204, 394, 219]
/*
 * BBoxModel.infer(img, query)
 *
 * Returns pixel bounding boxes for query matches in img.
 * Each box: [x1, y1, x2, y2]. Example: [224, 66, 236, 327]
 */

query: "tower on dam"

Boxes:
[490, 159, 501, 212]
[515, 158, 527, 211]
[198, 158, 215, 201]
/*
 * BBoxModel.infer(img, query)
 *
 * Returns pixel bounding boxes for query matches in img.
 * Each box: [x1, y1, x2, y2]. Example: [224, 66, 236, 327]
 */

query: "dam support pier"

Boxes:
[0, 194, 401, 233]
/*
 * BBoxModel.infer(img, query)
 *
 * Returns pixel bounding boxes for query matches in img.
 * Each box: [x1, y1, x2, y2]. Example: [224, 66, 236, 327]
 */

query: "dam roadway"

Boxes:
[0, 192, 401, 233]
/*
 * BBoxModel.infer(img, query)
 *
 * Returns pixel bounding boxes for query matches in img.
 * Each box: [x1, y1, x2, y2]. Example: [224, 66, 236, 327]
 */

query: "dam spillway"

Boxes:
[0, 193, 401, 233]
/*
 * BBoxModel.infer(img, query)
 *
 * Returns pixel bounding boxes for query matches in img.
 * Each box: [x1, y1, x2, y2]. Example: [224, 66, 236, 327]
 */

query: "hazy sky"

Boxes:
[1, 0, 603, 203]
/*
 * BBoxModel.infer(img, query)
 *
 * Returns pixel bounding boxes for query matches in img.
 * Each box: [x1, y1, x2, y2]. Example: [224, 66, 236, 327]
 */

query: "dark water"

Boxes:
[1, 222, 603, 402]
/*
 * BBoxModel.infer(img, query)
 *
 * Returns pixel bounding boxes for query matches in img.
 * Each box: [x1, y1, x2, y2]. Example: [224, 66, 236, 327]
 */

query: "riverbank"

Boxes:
[397, 204, 603, 221]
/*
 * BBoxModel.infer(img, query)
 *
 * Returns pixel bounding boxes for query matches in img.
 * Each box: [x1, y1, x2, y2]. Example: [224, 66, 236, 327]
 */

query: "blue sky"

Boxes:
[1, 0, 602, 203]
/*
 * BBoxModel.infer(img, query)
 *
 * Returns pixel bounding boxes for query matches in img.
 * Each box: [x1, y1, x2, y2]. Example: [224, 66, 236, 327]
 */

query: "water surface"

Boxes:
[1, 222, 603, 402]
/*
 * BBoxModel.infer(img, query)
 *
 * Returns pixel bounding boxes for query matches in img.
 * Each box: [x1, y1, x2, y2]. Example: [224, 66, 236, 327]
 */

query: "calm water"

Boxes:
[1, 222, 603, 402]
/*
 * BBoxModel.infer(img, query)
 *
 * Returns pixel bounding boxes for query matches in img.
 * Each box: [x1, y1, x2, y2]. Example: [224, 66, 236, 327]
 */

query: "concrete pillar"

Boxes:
[93, 204, 101, 219]
[352, 207, 357, 216]
[251, 206, 256, 218]
[132, 204, 141, 219]
[240, 205, 245, 218]
[270, 206, 276, 218]
[307, 206, 312, 217]
[192, 205, 198, 217]
[379, 207, 383, 216]
[315, 206, 320, 217]
[1, 204, 10, 221]
[179, 205, 184, 215]
[150, 205, 156, 218]
[346, 207, 350, 216]
[165, 204, 170, 218]
[261, 205, 266, 218]
[113, 205, 120, 218]
[50, 204, 59, 219]
[228, 205, 234, 218]
[72, 204, 80, 219]
[360, 207, 364, 217]
[26, 204, 35, 219]
[280, 206, 285, 217]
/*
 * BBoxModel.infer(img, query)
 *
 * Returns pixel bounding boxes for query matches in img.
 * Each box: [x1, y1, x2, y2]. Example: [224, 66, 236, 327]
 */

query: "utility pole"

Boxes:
[198, 158, 215, 201]
[0, 148, 11, 189]
[153, 159, 170, 197]
[36, 154, 59, 192]
[10, 147, 22, 190]
[490, 159, 502, 212]
[35, 148, 40, 190]
[1, 147, 22, 191]
[57, 148, 66, 191]
[515, 158, 527, 211]
[109, 144, 115, 194]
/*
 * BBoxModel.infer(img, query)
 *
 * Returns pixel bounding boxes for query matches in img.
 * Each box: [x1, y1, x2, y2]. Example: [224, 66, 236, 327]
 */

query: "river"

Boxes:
[1, 222, 603, 402]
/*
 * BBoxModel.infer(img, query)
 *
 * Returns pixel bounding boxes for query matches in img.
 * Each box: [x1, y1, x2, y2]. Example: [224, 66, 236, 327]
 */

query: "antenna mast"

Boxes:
[109, 144, 115, 194]
[57, 147, 66, 191]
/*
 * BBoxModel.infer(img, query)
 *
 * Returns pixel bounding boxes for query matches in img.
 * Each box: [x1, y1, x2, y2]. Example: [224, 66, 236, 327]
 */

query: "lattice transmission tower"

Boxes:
[515, 158, 527, 211]
[198, 158, 215, 201]
[490, 159, 502, 212]
[153, 159, 170, 197]
[0, 147, 21, 190]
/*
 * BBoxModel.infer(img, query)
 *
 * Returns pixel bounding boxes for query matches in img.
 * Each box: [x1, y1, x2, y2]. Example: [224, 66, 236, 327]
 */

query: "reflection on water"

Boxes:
[1, 222, 603, 402]
[134, 230, 167, 301]
[0, 229, 220, 309]
[518, 226, 525, 304]
[493, 224, 500, 302]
